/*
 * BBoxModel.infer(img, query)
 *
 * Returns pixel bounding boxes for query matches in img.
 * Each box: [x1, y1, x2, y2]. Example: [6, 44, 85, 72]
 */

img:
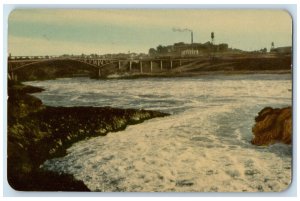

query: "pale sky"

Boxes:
[8, 9, 292, 56]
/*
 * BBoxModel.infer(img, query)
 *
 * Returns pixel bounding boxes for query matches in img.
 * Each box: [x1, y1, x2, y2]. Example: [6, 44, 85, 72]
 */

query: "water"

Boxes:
[25, 74, 292, 192]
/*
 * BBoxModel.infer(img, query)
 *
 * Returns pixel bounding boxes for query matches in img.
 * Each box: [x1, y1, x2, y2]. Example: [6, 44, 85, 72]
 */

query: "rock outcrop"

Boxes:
[251, 106, 292, 146]
[7, 81, 169, 191]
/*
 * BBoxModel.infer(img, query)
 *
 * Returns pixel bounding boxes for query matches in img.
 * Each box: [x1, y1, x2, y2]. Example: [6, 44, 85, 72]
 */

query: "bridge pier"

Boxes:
[129, 61, 132, 71]
[140, 61, 143, 73]
[170, 60, 173, 70]
[118, 61, 121, 70]
[9, 71, 17, 81]
[8, 64, 15, 80]
[98, 68, 101, 77]
[150, 61, 153, 72]
[179, 59, 182, 66]
[160, 60, 163, 71]
[10, 71, 14, 80]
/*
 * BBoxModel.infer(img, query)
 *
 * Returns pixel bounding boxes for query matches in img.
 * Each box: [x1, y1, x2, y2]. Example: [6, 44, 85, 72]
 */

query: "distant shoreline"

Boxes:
[23, 70, 292, 82]
[104, 70, 292, 79]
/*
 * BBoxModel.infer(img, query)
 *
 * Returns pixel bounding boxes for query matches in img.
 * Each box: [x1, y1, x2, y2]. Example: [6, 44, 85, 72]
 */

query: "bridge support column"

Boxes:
[10, 71, 17, 81]
[140, 61, 143, 73]
[129, 61, 132, 71]
[179, 59, 182, 66]
[10, 71, 14, 80]
[98, 68, 101, 77]
[170, 60, 173, 70]
[8, 64, 14, 80]
[160, 60, 163, 71]
[118, 61, 121, 70]
[150, 61, 153, 72]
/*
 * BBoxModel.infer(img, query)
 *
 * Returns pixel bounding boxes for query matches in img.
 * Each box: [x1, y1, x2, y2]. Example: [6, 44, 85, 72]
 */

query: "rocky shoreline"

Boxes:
[7, 79, 292, 191]
[7, 80, 169, 191]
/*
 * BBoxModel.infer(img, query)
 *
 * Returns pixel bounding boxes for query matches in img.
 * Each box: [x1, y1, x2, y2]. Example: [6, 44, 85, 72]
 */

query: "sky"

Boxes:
[8, 9, 292, 56]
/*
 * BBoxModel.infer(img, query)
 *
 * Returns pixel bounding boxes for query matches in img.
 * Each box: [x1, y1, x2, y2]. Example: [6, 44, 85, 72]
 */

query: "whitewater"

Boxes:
[25, 74, 292, 192]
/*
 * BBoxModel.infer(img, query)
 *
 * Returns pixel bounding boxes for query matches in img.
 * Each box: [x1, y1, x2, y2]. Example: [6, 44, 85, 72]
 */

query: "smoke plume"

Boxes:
[172, 27, 192, 32]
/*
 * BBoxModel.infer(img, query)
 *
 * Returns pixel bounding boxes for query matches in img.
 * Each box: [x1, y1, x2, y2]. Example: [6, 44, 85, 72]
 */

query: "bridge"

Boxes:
[7, 56, 203, 80]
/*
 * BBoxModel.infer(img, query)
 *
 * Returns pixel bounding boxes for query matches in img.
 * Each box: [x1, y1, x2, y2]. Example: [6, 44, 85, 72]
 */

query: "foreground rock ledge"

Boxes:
[251, 106, 292, 146]
[7, 81, 169, 191]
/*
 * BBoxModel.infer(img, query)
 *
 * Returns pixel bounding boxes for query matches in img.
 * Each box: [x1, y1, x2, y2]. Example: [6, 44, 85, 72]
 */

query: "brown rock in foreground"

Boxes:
[251, 106, 292, 146]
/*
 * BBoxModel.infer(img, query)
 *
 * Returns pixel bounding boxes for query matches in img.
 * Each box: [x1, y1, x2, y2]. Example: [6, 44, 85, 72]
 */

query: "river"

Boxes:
[25, 74, 292, 192]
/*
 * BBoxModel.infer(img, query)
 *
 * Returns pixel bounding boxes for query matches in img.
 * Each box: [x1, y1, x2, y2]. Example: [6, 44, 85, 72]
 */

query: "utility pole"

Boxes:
[211, 32, 215, 61]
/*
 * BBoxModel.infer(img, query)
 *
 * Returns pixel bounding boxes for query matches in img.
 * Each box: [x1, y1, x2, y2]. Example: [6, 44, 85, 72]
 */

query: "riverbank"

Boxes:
[105, 70, 291, 79]
[7, 80, 169, 191]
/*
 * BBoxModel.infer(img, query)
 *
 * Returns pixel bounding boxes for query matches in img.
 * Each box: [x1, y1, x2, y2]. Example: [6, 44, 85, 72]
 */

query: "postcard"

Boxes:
[7, 9, 292, 192]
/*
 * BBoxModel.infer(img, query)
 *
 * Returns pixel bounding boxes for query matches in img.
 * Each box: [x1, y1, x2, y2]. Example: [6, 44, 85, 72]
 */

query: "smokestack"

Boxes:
[191, 31, 193, 44]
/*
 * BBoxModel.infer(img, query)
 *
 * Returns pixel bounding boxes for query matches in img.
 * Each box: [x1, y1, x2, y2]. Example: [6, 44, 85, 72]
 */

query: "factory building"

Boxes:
[149, 42, 229, 57]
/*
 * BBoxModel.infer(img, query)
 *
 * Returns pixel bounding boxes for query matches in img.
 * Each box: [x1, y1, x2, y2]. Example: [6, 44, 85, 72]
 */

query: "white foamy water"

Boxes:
[26, 74, 292, 192]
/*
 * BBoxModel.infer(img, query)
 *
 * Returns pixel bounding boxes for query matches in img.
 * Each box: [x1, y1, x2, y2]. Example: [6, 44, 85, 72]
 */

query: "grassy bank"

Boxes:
[7, 80, 169, 191]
